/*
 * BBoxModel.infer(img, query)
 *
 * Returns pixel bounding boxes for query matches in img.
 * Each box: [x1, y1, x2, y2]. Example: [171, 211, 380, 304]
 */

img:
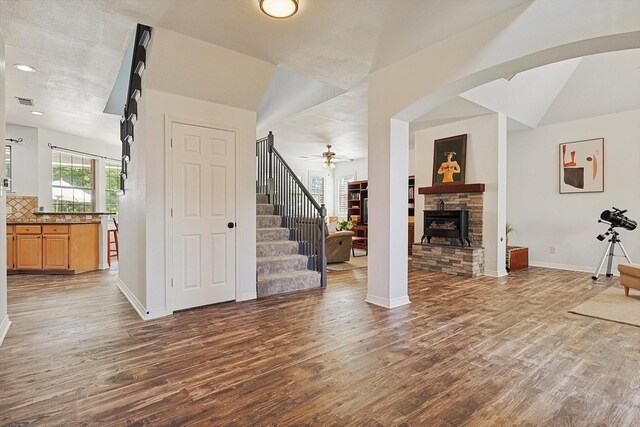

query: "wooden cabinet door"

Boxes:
[43, 235, 69, 270]
[16, 234, 43, 270]
[6, 235, 14, 270]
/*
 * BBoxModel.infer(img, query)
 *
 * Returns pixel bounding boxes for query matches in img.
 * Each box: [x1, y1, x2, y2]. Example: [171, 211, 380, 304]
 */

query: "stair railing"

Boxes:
[257, 132, 327, 288]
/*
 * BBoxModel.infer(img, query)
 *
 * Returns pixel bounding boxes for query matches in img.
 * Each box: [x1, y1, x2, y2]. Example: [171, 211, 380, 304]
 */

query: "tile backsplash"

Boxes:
[6, 195, 103, 223]
[7, 196, 38, 222]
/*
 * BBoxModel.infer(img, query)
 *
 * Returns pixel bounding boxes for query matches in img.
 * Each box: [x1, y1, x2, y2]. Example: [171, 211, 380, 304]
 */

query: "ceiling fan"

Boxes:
[322, 145, 337, 169]
[298, 144, 353, 168]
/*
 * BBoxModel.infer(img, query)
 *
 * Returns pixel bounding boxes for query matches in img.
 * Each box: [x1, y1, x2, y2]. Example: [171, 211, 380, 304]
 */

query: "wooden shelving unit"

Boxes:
[348, 180, 368, 252]
[347, 178, 416, 256]
[347, 180, 368, 224]
[408, 175, 415, 256]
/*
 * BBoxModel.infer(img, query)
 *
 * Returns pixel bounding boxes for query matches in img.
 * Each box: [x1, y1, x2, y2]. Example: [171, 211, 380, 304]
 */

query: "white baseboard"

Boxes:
[528, 261, 618, 276]
[484, 269, 508, 277]
[365, 294, 411, 309]
[98, 262, 109, 270]
[117, 279, 148, 320]
[0, 314, 11, 347]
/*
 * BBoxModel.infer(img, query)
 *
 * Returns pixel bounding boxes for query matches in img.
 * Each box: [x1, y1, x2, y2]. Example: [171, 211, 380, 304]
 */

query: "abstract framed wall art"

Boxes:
[559, 138, 604, 194]
[432, 134, 467, 185]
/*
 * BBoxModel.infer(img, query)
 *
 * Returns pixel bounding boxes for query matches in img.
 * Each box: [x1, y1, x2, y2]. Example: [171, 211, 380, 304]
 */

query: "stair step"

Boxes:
[256, 203, 274, 215]
[257, 255, 308, 276]
[257, 270, 321, 298]
[256, 193, 269, 204]
[256, 241, 298, 257]
[257, 215, 281, 229]
[257, 227, 290, 242]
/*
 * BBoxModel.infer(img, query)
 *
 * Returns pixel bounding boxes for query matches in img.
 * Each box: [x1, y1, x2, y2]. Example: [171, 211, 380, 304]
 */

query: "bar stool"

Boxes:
[107, 218, 119, 267]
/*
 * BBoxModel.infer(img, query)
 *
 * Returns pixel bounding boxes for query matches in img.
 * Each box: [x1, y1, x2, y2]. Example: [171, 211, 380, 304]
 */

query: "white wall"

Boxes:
[508, 109, 640, 275]
[0, 30, 10, 347]
[117, 88, 260, 317]
[5, 124, 38, 196]
[117, 90, 148, 315]
[414, 113, 507, 276]
[116, 26, 274, 318]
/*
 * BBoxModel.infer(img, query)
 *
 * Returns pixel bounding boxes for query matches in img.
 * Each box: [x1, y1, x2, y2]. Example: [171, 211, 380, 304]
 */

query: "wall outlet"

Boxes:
[549, 246, 556, 254]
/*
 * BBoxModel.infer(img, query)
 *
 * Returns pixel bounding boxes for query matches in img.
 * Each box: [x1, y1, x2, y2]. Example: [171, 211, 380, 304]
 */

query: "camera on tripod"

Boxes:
[593, 207, 636, 280]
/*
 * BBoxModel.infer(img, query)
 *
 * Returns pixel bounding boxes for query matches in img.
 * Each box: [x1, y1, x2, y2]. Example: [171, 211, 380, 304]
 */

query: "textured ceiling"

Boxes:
[0, 0, 526, 147]
[410, 48, 640, 138]
[7, 0, 636, 161]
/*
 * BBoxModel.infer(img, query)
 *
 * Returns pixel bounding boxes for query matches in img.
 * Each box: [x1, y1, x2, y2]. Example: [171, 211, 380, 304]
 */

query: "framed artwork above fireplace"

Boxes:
[432, 134, 467, 185]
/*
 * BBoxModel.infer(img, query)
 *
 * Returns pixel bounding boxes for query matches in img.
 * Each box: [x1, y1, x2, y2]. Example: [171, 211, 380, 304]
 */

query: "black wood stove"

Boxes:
[421, 210, 471, 247]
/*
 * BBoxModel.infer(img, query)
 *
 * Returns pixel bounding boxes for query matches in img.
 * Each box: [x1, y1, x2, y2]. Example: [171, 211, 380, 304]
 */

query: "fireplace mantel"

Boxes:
[418, 183, 485, 195]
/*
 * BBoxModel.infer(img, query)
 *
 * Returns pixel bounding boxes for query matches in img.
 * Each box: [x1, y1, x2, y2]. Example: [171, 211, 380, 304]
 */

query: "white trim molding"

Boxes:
[365, 294, 411, 309]
[0, 314, 12, 347]
[117, 279, 148, 320]
[528, 261, 612, 276]
[484, 269, 508, 278]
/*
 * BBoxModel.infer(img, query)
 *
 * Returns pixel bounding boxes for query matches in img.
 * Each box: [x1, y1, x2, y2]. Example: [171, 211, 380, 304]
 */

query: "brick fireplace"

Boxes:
[412, 183, 485, 277]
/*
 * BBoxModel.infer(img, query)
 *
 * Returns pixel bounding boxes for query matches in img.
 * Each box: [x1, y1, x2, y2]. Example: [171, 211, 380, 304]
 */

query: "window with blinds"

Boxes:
[105, 160, 120, 214]
[51, 151, 95, 213]
[5, 146, 12, 191]
[309, 174, 325, 204]
[337, 174, 354, 216]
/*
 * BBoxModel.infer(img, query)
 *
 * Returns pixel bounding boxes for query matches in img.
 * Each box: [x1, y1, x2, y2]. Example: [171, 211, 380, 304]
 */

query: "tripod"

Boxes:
[592, 228, 632, 280]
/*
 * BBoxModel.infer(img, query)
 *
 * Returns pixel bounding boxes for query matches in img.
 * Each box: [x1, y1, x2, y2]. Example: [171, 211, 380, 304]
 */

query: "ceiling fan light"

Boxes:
[330, 162, 336, 169]
[260, 0, 298, 19]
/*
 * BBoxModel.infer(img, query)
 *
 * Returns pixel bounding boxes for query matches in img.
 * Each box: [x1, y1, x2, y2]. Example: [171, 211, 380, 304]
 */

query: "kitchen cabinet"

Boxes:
[6, 226, 15, 270]
[16, 233, 43, 270]
[43, 234, 70, 270]
[8, 223, 99, 274]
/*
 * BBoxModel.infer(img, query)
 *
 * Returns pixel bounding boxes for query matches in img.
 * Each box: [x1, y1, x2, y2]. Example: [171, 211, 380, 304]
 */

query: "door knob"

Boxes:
[227, 222, 235, 229]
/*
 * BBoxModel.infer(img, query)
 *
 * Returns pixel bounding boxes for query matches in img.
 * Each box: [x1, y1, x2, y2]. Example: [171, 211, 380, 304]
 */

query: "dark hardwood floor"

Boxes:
[1, 265, 639, 426]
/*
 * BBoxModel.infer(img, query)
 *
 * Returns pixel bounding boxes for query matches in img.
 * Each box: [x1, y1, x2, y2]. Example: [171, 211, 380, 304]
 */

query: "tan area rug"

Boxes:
[569, 287, 640, 327]
[327, 255, 367, 271]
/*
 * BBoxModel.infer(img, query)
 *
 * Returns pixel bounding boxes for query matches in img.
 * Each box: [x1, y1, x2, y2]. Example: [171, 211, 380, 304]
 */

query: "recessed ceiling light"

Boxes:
[14, 64, 36, 72]
[260, 0, 298, 19]
[30, 111, 45, 116]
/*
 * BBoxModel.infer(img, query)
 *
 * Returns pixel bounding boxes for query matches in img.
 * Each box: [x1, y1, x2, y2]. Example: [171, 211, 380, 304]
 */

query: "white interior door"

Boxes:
[171, 122, 236, 311]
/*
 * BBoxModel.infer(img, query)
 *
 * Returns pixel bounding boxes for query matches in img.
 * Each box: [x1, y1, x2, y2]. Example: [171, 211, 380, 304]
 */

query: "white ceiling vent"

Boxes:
[16, 97, 34, 106]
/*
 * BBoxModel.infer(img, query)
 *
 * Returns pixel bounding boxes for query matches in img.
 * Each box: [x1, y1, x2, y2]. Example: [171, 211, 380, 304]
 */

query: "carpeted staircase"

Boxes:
[256, 193, 320, 297]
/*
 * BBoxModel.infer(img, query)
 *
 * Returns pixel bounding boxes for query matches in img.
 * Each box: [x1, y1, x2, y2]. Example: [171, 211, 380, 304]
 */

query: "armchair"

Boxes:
[296, 218, 354, 264]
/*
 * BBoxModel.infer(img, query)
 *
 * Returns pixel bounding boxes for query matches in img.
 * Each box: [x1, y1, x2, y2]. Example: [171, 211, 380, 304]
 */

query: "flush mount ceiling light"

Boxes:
[30, 111, 45, 116]
[260, 0, 298, 19]
[14, 64, 36, 72]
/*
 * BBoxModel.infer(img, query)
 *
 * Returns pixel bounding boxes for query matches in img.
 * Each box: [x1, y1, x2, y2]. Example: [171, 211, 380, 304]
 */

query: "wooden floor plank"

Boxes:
[1, 266, 639, 426]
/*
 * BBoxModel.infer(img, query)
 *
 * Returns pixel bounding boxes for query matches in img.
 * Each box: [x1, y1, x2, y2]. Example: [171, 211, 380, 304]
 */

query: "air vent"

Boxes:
[16, 97, 34, 106]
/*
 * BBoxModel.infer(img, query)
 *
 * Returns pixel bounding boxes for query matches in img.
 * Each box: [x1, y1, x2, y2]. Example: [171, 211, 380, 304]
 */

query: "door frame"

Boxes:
[164, 115, 240, 314]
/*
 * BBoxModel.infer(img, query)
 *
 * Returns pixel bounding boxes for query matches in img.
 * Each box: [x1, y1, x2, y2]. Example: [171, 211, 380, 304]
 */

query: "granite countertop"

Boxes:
[34, 212, 112, 215]
[7, 221, 101, 225]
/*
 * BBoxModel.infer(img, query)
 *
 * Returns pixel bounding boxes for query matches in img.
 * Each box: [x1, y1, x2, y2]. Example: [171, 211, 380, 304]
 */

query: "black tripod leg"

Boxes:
[606, 240, 616, 277]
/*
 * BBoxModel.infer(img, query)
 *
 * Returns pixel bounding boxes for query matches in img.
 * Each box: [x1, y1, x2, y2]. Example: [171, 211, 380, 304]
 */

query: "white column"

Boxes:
[366, 118, 411, 308]
[481, 113, 508, 277]
[95, 158, 106, 212]
[496, 113, 508, 276]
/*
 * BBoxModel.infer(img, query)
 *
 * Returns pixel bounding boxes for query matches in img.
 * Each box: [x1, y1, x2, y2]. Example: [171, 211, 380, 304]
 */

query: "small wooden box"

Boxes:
[507, 246, 528, 271]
